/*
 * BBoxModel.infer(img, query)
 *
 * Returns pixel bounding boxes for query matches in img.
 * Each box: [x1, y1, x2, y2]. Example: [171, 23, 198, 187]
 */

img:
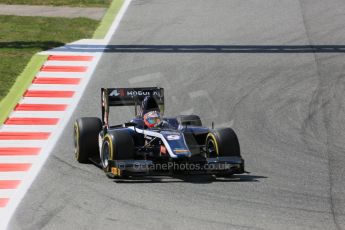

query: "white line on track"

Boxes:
[0, 173, 28, 180]
[0, 190, 15, 198]
[104, 0, 133, 42]
[36, 72, 86, 78]
[0, 141, 46, 148]
[44, 61, 93, 66]
[41, 50, 101, 56]
[19, 97, 73, 104]
[9, 111, 66, 118]
[0, 211, 5, 221]
[0, 156, 38, 164]
[28, 84, 79, 91]
[0, 126, 57, 132]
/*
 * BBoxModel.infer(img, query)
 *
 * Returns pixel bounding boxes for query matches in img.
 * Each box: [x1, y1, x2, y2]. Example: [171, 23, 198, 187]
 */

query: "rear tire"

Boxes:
[101, 129, 135, 172]
[74, 117, 102, 163]
[205, 128, 241, 157]
[177, 115, 202, 126]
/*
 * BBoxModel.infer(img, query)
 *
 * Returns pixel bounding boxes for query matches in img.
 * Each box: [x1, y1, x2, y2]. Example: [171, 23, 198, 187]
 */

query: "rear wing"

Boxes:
[101, 87, 164, 126]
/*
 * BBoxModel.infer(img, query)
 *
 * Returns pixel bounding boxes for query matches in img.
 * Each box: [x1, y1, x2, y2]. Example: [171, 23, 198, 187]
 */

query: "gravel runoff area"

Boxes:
[0, 4, 106, 20]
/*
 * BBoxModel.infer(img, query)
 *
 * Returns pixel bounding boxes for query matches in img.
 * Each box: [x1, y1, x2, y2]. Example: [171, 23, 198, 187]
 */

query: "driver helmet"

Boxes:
[143, 110, 161, 128]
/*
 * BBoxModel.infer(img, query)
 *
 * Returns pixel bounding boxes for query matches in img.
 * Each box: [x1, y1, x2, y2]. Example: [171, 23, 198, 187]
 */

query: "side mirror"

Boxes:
[124, 122, 138, 127]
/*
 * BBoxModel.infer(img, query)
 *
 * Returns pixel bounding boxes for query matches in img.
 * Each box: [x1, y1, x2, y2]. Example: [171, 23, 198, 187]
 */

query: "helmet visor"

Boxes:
[146, 117, 161, 125]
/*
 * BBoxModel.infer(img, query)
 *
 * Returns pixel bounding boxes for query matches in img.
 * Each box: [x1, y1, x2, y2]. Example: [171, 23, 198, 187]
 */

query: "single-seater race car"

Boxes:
[73, 87, 245, 178]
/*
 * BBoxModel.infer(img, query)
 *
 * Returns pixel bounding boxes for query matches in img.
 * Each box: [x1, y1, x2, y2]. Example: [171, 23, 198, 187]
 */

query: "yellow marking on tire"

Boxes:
[206, 133, 219, 156]
[104, 134, 113, 160]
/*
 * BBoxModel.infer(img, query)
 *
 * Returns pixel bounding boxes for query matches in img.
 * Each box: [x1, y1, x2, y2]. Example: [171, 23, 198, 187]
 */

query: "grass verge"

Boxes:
[0, 55, 47, 124]
[93, 0, 124, 39]
[0, 0, 111, 7]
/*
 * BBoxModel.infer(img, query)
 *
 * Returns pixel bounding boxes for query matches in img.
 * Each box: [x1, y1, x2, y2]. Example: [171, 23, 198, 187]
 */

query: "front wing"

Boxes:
[106, 156, 245, 178]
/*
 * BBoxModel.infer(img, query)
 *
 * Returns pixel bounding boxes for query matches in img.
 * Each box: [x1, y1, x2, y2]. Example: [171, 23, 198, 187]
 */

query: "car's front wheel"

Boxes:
[205, 127, 241, 157]
[100, 130, 135, 173]
[101, 136, 112, 171]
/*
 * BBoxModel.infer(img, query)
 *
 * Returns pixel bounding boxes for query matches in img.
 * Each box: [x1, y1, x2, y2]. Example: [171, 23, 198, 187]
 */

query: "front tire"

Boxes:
[205, 128, 241, 157]
[101, 135, 112, 171]
[101, 130, 135, 173]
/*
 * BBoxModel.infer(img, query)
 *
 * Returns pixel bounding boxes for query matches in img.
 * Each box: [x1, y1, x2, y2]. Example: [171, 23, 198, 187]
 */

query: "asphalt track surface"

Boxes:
[9, 0, 345, 229]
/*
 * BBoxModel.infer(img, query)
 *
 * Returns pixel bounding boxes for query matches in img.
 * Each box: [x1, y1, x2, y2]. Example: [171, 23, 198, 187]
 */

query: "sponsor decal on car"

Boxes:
[109, 89, 120, 96]
[166, 134, 180, 140]
[109, 89, 125, 97]
[173, 148, 191, 155]
[146, 135, 153, 140]
[174, 149, 189, 153]
[126, 90, 161, 97]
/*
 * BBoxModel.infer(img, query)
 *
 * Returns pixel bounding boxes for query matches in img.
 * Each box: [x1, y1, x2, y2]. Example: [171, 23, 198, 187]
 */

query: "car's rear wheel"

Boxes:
[101, 130, 135, 173]
[205, 128, 241, 157]
[74, 117, 102, 163]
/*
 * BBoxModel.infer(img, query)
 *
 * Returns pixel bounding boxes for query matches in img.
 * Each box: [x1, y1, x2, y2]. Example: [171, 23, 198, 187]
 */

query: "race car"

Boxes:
[73, 87, 245, 178]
